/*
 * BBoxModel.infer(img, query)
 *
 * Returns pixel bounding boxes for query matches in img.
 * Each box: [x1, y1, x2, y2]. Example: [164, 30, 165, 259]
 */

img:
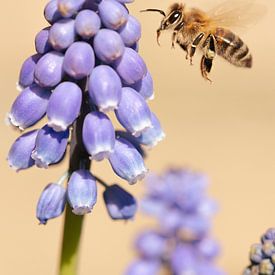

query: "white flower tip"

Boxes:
[132, 122, 153, 137]
[99, 103, 118, 113]
[72, 206, 92, 215]
[31, 151, 49, 169]
[147, 93, 155, 101]
[16, 82, 23, 92]
[47, 120, 68, 132]
[146, 131, 166, 148]
[128, 168, 148, 185]
[90, 150, 113, 161]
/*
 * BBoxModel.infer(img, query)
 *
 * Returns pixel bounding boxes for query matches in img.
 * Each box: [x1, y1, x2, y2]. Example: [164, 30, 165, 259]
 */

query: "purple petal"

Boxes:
[82, 111, 115, 161]
[131, 71, 154, 100]
[57, 0, 86, 17]
[103, 184, 137, 220]
[44, 0, 62, 24]
[108, 137, 147, 184]
[119, 15, 141, 46]
[7, 130, 38, 171]
[34, 51, 64, 88]
[35, 27, 52, 54]
[8, 84, 51, 130]
[115, 87, 152, 136]
[88, 65, 122, 112]
[67, 169, 97, 215]
[36, 183, 66, 224]
[47, 81, 82, 131]
[31, 125, 69, 168]
[114, 47, 147, 85]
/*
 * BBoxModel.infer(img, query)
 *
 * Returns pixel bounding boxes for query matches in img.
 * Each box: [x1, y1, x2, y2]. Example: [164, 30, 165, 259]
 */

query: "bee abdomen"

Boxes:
[214, 28, 252, 68]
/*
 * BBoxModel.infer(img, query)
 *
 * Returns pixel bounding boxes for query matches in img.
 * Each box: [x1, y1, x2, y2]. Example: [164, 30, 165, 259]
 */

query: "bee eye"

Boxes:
[168, 11, 181, 24]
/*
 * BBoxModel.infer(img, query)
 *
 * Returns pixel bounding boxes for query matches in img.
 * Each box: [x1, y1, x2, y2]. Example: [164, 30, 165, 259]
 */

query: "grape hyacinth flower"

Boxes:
[7, 0, 164, 273]
[243, 228, 275, 275]
[126, 169, 224, 275]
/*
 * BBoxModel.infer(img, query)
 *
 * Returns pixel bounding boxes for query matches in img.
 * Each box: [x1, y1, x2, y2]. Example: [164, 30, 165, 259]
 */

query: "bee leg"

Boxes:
[189, 33, 205, 65]
[200, 34, 216, 82]
[171, 22, 185, 49]
[176, 40, 189, 61]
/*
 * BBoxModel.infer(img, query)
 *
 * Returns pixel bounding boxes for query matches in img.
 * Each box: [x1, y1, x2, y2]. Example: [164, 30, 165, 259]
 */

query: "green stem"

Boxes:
[59, 80, 90, 275]
[59, 208, 84, 275]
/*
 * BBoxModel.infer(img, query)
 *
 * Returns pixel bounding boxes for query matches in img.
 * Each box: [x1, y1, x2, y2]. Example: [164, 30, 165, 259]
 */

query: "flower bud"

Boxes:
[34, 51, 64, 88]
[36, 183, 66, 224]
[19, 54, 41, 88]
[108, 137, 147, 184]
[57, 0, 86, 17]
[119, 15, 141, 46]
[125, 260, 160, 275]
[31, 125, 69, 168]
[136, 113, 164, 147]
[49, 19, 76, 51]
[103, 184, 137, 220]
[98, 0, 128, 30]
[88, 65, 122, 112]
[114, 47, 147, 85]
[75, 10, 101, 39]
[82, 111, 115, 161]
[63, 42, 95, 79]
[7, 130, 38, 171]
[67, 170, 97, 215]
[47, 81, 82, 131]
[93, 29, 125, 63]
[135, 231, 167, 259]
[115, 87, 152, 137]
[44, 0, 62, 24]
[8, 84, 51, 130]
[35, 27, 52, 54]
[131, 71, 154, 100]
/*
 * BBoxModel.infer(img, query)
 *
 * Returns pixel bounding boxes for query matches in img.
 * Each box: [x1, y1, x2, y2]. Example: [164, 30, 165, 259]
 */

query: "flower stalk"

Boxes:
[59, 80, 90, 275]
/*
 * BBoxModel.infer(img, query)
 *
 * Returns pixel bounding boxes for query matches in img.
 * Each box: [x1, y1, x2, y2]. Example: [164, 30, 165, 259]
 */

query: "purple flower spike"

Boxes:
[109, 137, 147, 184]
[36, 183, 66, 224]
[7, 130, 38, 172]
[35, 27, 52, 54]
[34, 51, 64, 88]
[93, 29, 125, 63]
[137, 113, 165, 147]
[8, 84, 51, 130]
[49, 19, 76, 51]
[31, 125, 69, 168]
[115, 87, 152, 137]
[75, 10, 101, 39]
[63, 42, 95, 79]
[44, 0, 62, 24]
[125, 260, 160, 275]
[67, 170, 97, 215]
[19, 54, 41, 88]
[135, 231, 167, 259]
[47, 81, 82, 131]
[57, 0, 86, 18]
[82, 111, 115, 161]
[119, 15, 141, 47]
[131, 71, 154, 100]
[114, 47, 147, 85]
[103, 184, 137, 220]
[88, 65, 122, 112]
[98, 0, 128, 30]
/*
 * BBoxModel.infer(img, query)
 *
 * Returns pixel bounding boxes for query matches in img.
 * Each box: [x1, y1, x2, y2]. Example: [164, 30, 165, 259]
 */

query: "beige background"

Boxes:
[1, 0, 275, 274]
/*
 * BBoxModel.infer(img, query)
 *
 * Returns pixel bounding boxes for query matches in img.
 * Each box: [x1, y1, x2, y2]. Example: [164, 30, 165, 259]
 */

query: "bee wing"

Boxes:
[207, 0, 266, 31]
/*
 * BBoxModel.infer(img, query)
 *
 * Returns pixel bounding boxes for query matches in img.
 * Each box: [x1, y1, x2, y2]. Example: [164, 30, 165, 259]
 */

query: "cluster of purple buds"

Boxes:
[7, 0, 165, 224]
[243, 228, 275, 275]
[125, 169, 224, 275]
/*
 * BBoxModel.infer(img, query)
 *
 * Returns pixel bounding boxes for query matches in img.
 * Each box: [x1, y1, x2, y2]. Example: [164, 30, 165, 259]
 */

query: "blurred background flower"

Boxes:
[126, 168, 224, 275]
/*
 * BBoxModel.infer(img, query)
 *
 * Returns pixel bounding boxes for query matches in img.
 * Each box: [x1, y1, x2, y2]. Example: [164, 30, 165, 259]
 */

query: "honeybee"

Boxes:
[141, 0, 265, 81]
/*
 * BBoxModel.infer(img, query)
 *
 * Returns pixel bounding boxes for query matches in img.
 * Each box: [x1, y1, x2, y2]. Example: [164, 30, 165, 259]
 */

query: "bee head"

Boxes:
[141, 3, 184, 45]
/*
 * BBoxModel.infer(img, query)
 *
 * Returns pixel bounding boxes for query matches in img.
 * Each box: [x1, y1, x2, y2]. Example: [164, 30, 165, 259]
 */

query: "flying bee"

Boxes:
[141, 0, 265, 81]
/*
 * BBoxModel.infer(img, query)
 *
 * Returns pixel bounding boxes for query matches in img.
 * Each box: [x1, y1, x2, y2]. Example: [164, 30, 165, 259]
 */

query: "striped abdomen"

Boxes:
[214, 28, 252, 68]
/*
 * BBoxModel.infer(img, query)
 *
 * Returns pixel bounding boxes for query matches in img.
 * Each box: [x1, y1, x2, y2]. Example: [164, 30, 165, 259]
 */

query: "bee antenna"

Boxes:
[140, 9, 166, 17]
